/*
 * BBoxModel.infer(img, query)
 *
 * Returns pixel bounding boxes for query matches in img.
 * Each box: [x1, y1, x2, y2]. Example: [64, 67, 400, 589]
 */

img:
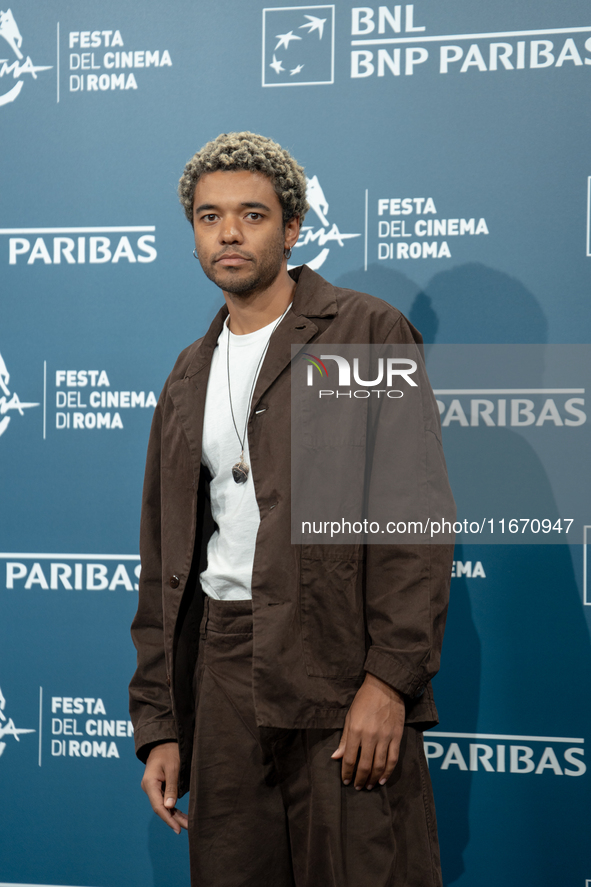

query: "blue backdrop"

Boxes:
[1, 1, 590, 885]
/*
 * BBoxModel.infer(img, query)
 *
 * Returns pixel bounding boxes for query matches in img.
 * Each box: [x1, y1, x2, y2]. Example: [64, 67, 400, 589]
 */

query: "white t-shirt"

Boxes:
[200, 310, 288, 600]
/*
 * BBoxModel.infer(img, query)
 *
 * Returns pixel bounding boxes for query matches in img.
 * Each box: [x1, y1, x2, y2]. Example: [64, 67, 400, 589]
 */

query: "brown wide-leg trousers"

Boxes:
[188, 597, 442, 887]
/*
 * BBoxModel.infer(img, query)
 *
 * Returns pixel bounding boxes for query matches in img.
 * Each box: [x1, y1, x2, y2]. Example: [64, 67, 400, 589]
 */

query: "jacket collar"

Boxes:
[184, 303, 229, 380]
[252, 265, 338, 408]
[289, 264, 338, 318]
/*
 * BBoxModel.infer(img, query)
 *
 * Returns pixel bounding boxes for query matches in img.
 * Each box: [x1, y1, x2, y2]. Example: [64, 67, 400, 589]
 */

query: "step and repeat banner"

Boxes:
[1, 1, 590, 885]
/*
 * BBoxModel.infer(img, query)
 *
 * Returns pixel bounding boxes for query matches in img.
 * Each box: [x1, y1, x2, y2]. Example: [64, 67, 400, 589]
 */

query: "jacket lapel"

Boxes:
[251, 265, 338, 409]
[167, 304, 228, 479]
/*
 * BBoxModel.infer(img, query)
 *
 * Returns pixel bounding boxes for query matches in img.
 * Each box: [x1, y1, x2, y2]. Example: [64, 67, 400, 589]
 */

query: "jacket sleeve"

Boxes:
[129, 393, 178, 762]
[363, 313, 455, 699]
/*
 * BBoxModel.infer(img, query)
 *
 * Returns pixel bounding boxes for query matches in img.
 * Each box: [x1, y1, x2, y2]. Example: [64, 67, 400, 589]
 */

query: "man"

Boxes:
[130, 132, 454, 886]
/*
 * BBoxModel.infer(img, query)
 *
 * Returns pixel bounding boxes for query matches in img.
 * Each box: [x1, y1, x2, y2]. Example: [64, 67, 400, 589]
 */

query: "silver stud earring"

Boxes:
[284, 247, 292, 260]
[192, 248, 199, 259]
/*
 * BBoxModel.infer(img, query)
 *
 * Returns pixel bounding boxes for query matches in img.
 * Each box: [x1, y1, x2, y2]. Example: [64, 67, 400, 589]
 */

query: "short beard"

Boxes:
[197, 226, 286, 298]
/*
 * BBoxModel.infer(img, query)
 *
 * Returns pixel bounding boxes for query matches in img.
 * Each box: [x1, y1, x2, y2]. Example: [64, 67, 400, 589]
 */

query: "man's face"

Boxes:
[192, 169, 298, 297]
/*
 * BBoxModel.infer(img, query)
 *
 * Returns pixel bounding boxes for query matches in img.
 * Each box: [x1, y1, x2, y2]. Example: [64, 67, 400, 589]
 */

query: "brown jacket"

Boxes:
[129, 265, 454, 795]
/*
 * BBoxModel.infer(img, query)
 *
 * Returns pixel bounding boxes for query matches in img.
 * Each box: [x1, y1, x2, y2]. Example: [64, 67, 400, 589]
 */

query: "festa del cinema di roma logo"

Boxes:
[0, 8, 52, 106]
[0, 683, 134, 763]
[0, 350, 39, 438]
[290, 175, 360, 270]
[0, 685, 35, 758]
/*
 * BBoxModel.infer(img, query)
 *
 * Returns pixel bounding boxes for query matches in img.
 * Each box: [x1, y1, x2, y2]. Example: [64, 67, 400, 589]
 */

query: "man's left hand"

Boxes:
[331, 672, 405, 790]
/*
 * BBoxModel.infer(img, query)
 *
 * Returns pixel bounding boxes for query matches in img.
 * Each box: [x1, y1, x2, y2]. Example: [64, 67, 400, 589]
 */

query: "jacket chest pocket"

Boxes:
[300, 547, 367, 678]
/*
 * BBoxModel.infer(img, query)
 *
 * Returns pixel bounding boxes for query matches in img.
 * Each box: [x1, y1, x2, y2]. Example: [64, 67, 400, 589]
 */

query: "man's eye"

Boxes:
[247, 212, 262, 220]
[203, 214, 217, 221]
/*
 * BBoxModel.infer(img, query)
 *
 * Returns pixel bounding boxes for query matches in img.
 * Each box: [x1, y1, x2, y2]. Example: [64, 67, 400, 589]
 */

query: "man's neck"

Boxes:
[223, 266, 296, 335]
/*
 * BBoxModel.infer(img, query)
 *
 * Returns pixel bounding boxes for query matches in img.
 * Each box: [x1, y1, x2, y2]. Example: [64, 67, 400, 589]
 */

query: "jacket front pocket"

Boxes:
[300, 550, 367, 678]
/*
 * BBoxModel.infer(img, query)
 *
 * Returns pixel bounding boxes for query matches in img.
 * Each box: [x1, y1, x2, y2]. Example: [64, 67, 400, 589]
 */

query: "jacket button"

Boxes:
[169, 575, 180, 589]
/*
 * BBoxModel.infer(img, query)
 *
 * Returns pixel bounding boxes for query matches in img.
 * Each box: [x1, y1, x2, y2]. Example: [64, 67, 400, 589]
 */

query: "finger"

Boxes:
[143, 778, 183, 834]
[160, 807, 183, 835]
[172, 808, 189, 831]
[354, 741, 377, 789]
[162, 758, 180, 810]
[141, 774, 169, 811]
[366, 740, 389, 789]
[164, 773, 179, 810]
[142, 766, 181, 833]
[331, 722, 348, 760]
[378, 740, 400, 785]
[341, 730, 362, 785]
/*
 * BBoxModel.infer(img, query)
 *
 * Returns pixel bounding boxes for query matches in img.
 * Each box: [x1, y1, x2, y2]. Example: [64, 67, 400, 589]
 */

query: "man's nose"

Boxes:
[219, 217, 243, 243]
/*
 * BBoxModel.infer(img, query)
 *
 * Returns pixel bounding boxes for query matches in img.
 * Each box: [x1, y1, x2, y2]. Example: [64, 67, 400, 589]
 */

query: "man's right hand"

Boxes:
[141, 741, 188, 834]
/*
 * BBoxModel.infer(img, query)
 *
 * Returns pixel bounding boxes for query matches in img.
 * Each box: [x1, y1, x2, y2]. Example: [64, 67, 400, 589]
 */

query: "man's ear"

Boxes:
[285, 214, 301, 249]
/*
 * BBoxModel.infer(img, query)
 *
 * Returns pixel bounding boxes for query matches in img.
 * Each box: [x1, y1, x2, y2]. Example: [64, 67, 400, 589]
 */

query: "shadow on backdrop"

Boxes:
[413, 264, 588, 885]
[148, 808, 190, 886]
[410, 262, 549, 344]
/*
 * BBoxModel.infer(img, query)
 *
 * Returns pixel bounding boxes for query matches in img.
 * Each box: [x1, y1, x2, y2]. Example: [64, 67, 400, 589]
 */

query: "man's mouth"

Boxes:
[215, 253, 252, 267]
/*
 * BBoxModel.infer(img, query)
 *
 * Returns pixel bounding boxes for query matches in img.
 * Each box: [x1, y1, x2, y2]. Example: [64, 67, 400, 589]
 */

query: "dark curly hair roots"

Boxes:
[178, 131, 309, 226]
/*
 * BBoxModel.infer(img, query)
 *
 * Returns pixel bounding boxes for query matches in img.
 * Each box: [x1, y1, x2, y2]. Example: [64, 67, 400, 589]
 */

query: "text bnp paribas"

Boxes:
[350, 6, 591, 78]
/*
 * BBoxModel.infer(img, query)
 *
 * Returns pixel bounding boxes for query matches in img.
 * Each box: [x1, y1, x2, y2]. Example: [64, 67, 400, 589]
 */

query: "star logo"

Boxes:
[262, 5, 334, 87]
[274, 30, 301, 51]
[269, 54, 284, 74]
[299, 15, 326, 39]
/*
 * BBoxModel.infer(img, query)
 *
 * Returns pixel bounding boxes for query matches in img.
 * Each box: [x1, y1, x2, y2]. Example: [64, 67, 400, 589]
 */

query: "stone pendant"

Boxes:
[232, 457, 249, 484]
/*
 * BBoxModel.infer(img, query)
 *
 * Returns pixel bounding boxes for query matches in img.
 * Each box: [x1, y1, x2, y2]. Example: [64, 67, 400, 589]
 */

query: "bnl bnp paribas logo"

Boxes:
[262, 5, 335, 86]
[0, 8, 52, 106]
[264, 5, 591, 83]
[0, 350, 39, 438]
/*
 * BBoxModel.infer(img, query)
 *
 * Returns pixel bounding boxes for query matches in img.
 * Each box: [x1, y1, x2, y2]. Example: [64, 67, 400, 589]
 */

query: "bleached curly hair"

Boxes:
[178, 131, 309, 225]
